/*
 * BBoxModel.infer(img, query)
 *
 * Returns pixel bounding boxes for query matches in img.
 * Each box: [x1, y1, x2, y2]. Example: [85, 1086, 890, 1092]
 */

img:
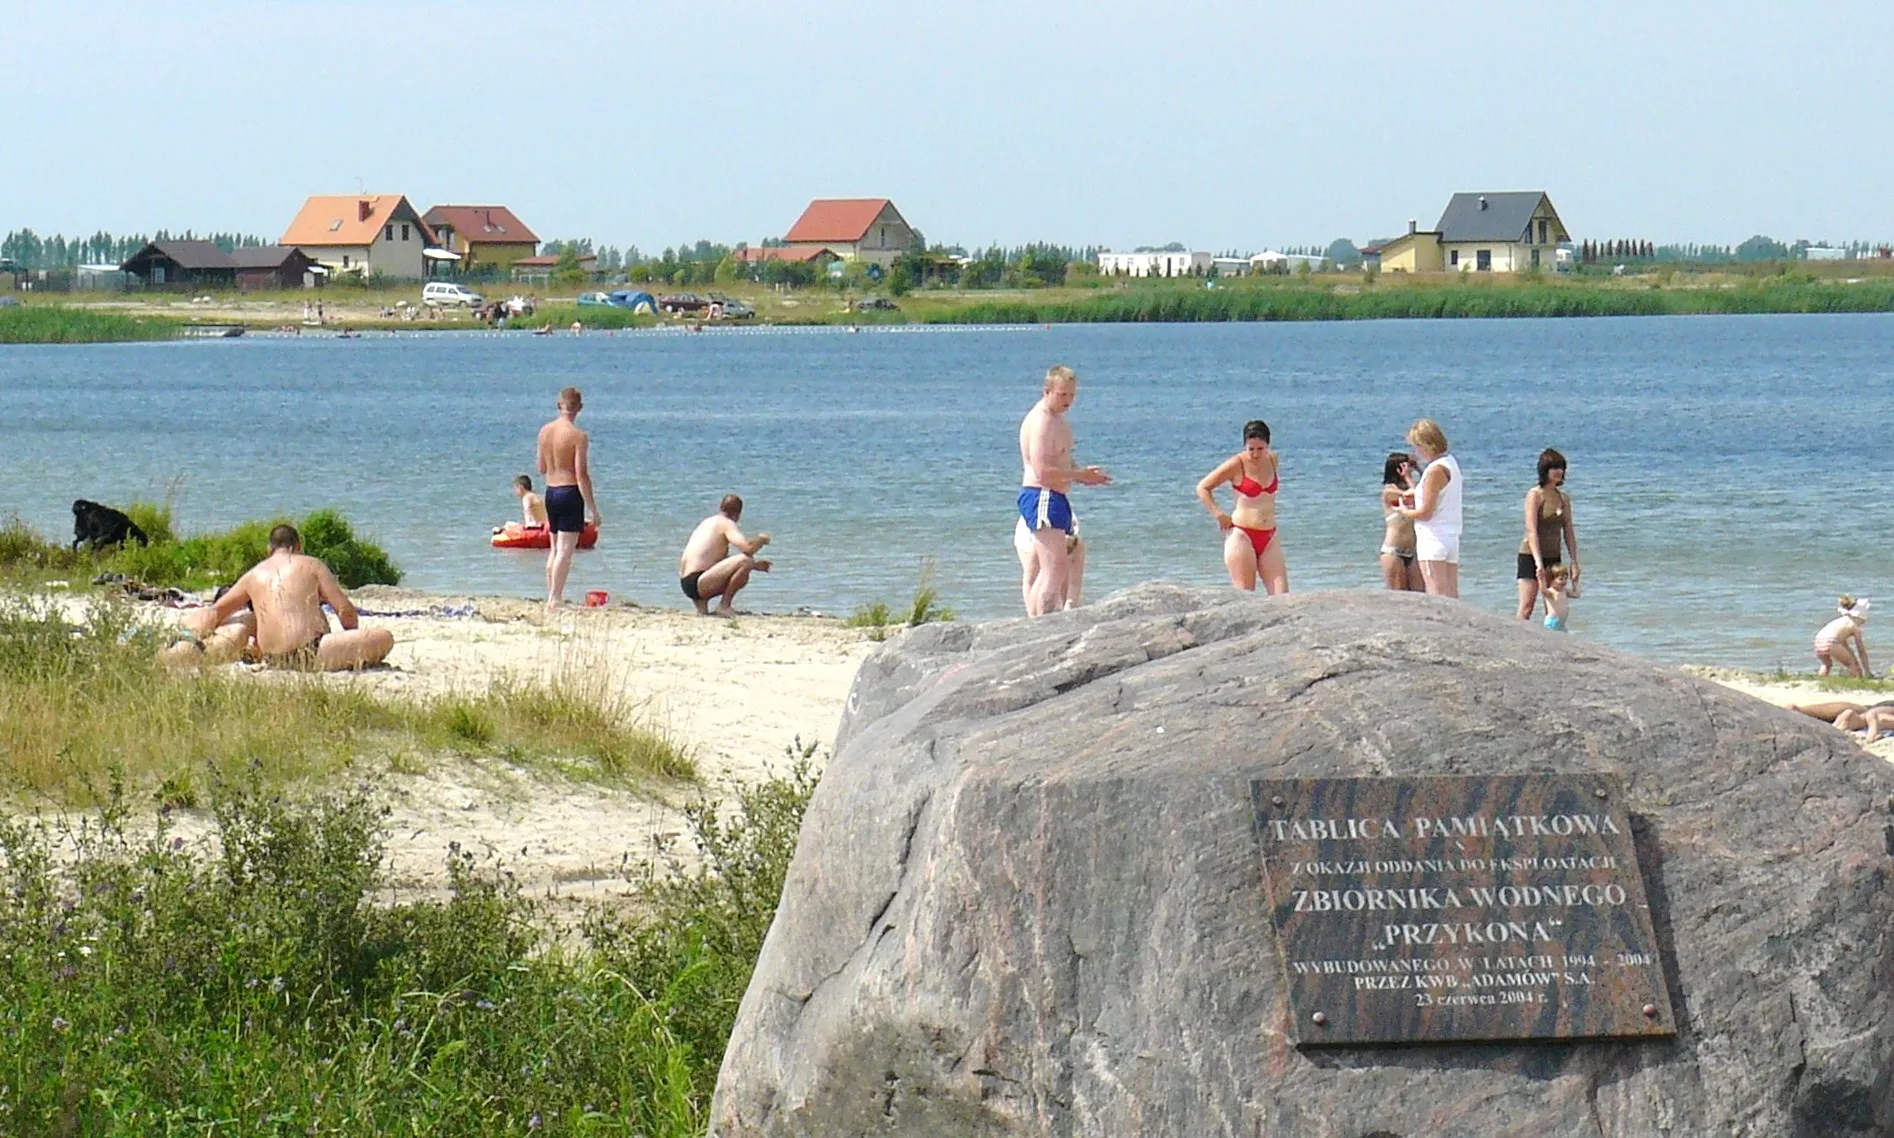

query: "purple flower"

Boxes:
[528, 1113, 541, 1130]
[50, 1017, 69, 1033]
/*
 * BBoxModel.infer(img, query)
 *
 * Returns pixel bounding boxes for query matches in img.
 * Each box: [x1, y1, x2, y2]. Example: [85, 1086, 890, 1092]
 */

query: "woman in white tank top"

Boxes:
[1397, 418, 1463, 597]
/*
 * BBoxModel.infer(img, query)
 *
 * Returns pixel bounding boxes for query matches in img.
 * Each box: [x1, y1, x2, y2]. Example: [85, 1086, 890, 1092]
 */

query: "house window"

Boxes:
[1476, 249, 1492, 271]
[1449, 250, 1460, 267]
[402, 223, 410, 241]
[1538, 219, 1548, 245]
[343, 255, 351, 268]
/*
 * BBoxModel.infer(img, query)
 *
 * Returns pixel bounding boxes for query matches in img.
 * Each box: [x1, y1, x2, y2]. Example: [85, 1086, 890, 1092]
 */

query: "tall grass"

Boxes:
[846, 557, 956, 640]
[0, 746, 818, 1135]
[0, 596, 692, 799]
[0, 305, 178, 343]
[929, 278, 1894, 324]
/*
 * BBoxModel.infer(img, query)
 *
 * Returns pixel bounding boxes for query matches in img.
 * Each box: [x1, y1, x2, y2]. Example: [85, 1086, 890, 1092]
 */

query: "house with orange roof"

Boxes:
[421, 205, 539, 273]
[782, 199, 915, 268]
[280, 194, 434, 280]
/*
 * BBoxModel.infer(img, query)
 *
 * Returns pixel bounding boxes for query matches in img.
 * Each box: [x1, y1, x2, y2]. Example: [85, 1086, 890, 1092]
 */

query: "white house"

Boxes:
[1097, 250, 1213, 277]
[1250, 251, 1328, 272]
[1211, 257, 1250, 277]
[281, 194, 434, 279]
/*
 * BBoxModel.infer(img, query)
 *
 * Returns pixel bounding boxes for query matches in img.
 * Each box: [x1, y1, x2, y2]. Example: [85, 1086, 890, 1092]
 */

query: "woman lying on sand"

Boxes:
[1787, 700, 1894, 743]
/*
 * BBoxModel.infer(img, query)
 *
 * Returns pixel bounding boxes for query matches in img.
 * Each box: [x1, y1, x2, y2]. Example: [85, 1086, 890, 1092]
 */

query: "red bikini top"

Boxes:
[1233, 470, 1279, 498]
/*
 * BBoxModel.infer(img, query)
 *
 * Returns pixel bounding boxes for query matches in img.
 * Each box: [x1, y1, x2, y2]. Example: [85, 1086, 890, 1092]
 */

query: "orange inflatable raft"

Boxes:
[490, 522, 598, 550]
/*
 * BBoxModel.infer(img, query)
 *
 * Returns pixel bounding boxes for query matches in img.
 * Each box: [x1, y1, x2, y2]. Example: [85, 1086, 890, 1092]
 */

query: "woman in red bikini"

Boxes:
[1195, 419, 1287, 594]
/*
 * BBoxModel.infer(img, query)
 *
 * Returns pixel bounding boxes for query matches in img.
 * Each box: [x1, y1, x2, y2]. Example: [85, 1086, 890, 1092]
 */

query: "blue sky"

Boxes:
[5, 0, 1888, 252]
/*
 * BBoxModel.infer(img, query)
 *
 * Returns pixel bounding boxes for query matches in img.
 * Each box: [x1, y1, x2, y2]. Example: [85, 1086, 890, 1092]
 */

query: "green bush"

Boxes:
[97, 509, 399, 589]
[0, 747, 815, 1135]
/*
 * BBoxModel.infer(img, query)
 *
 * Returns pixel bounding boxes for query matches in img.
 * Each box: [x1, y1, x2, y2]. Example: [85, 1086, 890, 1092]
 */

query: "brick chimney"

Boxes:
[1408, 219, 1417, 235]
[358, 199, 373, 223]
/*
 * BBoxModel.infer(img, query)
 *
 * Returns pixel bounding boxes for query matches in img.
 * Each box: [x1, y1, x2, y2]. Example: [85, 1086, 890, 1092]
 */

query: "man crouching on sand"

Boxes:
[162, 523, 394, 670]
[678, 494, 770, 617]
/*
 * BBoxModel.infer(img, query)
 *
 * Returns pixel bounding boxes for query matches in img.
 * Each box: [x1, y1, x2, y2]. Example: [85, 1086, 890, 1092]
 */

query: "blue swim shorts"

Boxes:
[1018, 487, 1074, 534]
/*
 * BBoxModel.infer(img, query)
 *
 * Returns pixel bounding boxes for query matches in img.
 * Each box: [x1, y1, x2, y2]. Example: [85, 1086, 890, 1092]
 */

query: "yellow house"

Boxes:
[422, 205, 540, 273]
[1371, 192, 1571, 273]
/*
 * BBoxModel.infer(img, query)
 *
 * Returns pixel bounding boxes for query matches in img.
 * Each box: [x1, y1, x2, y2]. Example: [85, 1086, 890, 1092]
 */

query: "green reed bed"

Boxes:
[0, 305, 178, 344]
[1, 506, 399, 591]
[930, 278, 1894, 324]
[0, 749, 815, 1135]
[0, 597, 694, 800]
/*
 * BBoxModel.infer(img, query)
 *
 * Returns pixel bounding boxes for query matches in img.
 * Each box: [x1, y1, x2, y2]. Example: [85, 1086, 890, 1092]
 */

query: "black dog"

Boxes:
[71, 499, 150, 551]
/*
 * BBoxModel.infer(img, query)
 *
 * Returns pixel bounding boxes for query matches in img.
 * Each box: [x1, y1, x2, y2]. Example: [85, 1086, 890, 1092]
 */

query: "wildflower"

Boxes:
[50, 1017, 69, 1033]
[170, 837, 184, 851]
[528, 1114, 541, 1131]
[271, 976, 286, 994]
[474, 999, 496, 1012]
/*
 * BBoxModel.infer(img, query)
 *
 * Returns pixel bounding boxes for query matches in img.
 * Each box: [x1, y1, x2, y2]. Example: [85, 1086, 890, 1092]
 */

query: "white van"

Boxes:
[422, 282, 483, 307]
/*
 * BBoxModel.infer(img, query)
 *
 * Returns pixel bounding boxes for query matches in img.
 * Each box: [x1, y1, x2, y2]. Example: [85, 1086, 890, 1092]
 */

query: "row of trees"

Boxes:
[0, 229, 269, 269]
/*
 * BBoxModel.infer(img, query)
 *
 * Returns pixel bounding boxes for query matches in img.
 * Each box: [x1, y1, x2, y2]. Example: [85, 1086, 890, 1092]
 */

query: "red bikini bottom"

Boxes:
[1236, 525, 1276, 557]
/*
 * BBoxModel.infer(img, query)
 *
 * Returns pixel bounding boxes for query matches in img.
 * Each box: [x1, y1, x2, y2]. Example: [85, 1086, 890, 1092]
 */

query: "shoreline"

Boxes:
[8, 276, 1894, 342]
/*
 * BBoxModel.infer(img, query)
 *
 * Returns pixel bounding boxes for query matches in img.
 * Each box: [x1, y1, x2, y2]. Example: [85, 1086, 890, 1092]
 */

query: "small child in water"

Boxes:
[1542, 564, 1573, 632]
[513, 474, 548, 528]
[1814, 596, 1872, 677]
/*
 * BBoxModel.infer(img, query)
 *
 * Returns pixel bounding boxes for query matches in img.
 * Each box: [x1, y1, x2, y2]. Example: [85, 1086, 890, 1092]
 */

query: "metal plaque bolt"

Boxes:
[1271, 795, 1286, 807]
[1594, 788, 1609, 800]
[1311, 1012, 1328, 1026]
[1641, 1003, 1659, 1019]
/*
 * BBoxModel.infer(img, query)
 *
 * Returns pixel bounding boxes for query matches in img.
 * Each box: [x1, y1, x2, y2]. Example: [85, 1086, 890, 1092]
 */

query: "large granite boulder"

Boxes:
[712, 585, 1894, 1137]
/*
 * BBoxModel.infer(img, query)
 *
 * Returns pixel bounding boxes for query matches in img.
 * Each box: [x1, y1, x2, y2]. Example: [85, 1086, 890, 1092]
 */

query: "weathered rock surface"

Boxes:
[712, 586, 1894, 1137]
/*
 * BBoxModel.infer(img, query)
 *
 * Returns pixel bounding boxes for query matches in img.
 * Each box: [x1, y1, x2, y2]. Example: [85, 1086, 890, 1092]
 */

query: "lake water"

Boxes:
[1, 315, 1887, 668]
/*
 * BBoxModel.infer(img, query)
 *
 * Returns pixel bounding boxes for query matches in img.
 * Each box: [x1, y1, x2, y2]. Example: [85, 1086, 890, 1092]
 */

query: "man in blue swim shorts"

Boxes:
[1017, 364, 1111, 617]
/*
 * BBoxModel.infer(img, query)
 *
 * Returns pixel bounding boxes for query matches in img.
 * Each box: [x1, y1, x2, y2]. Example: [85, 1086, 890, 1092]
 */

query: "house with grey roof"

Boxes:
[1370, 192, 1571, 273]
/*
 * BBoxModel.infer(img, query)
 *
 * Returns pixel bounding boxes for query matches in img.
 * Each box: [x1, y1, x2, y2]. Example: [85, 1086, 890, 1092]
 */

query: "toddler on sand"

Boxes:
[1814, 596, 1872, 678]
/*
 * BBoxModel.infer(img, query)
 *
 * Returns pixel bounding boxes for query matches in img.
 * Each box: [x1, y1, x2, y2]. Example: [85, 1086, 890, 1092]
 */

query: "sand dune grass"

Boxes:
[0, 595, 693, 803]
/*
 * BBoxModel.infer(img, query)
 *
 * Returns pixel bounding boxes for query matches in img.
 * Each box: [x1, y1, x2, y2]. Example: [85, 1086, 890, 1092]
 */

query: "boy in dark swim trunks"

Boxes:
[536, 387, 600, 611]
[677, 494, 771, 617]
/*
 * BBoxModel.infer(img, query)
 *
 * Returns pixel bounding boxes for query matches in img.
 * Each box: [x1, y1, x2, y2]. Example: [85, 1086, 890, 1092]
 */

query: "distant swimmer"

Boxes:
[678, 494, 770, 617]
[1814, 596, 1872, 678]
[161, 523, 393, 671]
[513, 474, 548, 528]
[1396, 418, 1462, 598]
[1195, 419, 1287, 594]
[536, 387, 599, 611]
[1018, 365, 1110, 617]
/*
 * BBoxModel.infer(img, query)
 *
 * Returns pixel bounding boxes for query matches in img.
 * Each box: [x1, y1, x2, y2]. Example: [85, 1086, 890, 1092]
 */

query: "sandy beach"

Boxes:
[26, 586, 1893, 919]
[82, 586, 877, 917]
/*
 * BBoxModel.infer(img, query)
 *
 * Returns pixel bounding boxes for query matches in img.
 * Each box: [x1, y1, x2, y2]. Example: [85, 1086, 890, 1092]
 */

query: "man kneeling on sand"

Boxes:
[163, 523, 395, 670]
[678, 494, 770, 617]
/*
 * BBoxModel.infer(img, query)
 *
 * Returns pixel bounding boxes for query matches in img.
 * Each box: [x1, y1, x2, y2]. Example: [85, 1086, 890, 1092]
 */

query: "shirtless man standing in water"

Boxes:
[165, 524, 393, 670]
[1018, 365, 1110, 617]
[536, 386, 599, 610]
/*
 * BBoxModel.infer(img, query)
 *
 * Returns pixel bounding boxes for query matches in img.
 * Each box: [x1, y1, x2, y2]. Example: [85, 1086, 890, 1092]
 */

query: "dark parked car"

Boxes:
[658, 292, 709, 314]
[855, 296, 898, 311]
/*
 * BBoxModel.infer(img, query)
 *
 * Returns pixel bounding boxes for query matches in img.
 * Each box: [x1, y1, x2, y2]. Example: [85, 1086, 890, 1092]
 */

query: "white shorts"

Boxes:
[1414, 528, 1460, 564]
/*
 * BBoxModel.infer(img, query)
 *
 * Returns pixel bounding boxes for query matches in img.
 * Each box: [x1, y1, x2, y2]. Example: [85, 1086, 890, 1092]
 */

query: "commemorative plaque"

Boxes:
[1252, 774, 1674, 1046]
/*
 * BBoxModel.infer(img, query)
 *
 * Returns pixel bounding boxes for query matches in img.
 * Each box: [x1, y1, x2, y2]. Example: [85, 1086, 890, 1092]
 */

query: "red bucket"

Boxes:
[584, 590, 609, 608]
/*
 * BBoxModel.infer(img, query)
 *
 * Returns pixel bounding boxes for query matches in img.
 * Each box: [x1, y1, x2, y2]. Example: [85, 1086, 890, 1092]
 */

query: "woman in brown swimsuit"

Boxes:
[1517, 448, 1580, 621]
